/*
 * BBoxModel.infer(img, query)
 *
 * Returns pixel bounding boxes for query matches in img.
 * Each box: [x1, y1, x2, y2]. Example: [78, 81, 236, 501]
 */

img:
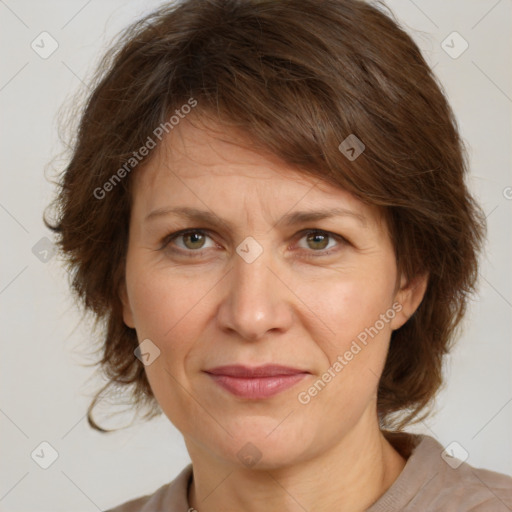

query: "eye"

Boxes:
[160, 228, 347, 258]
[296, 229, 346, 257]
[161, 229, 217, 256]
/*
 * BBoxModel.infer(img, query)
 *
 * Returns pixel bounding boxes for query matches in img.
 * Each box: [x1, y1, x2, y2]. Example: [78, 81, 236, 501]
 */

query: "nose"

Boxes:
[216, 241, 294, 342]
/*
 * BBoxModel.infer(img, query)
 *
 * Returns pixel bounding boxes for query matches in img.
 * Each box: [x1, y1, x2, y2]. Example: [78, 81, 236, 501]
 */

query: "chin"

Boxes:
[210, 416, 318, 471]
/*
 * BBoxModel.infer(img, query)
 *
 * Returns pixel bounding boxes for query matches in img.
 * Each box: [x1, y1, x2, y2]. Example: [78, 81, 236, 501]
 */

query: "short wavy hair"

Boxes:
[45, 0, 486, 432]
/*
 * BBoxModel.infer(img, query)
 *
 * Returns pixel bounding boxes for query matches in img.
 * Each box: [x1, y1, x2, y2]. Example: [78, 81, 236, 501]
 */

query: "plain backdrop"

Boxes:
[0, 0, 511, 510]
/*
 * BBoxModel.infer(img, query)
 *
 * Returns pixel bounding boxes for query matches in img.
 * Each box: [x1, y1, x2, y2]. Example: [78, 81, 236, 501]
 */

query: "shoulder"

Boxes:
[432, 457, 512, 511]
[370, 433, 512, 512]
[103, 464, 193, 512]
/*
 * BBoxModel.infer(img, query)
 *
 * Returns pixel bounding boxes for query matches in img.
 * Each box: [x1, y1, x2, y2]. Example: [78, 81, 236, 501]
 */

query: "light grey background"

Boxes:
[0, 0, 511, 510]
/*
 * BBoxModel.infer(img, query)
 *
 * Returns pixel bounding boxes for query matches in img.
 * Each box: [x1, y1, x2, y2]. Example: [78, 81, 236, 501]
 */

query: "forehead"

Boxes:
[136, 115, 316, 187]
[131, 114, 383, 226]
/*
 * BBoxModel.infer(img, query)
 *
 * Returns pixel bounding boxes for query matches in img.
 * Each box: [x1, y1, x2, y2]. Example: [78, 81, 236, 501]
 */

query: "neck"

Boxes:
[186, 412, 406, 512]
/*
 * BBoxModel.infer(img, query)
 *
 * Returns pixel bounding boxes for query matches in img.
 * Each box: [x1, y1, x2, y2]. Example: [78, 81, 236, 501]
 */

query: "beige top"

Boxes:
[104, 434, 512, 511]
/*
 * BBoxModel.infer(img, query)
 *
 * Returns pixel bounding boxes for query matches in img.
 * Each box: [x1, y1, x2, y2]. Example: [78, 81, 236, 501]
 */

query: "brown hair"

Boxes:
[45, 0, 486, 432]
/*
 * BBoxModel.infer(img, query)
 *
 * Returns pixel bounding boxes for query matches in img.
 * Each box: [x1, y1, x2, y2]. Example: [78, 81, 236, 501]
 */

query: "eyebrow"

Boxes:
[145, 206, 367, 229]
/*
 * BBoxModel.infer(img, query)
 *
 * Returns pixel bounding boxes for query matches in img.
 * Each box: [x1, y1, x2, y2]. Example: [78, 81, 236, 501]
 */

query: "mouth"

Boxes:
[203, 365, 310, 399]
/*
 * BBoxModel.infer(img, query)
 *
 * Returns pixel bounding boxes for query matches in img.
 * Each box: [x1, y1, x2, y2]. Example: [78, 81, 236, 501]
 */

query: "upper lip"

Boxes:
[204, 364, 309, 378]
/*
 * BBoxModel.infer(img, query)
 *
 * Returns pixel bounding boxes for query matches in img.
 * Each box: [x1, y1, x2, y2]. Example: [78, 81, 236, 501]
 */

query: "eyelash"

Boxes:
[159, 228, 348, 259]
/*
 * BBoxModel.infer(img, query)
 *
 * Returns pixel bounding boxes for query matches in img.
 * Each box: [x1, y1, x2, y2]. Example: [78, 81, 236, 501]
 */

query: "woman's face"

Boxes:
[121, 116, 423, 469]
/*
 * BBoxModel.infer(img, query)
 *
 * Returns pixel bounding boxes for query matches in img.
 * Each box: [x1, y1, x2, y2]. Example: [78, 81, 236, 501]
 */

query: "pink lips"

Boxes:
[204, 365, 309, 399]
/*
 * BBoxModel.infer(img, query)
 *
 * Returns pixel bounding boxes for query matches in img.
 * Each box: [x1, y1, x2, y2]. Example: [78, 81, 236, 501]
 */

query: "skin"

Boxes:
[120, 115, 428, 512]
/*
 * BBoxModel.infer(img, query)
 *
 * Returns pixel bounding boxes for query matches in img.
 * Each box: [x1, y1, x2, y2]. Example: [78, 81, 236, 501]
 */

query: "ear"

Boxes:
[119, 279, 135, 328]
[390, 272, 428, 331]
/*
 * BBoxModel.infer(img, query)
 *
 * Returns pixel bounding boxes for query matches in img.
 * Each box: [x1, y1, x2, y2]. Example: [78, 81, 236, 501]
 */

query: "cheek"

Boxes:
[293, 264, 397, 407]
[293, 267, 397, 350]
[127, 261, 212, 340]
[125, 260, 224, 400]
[125, 263, 217, 430]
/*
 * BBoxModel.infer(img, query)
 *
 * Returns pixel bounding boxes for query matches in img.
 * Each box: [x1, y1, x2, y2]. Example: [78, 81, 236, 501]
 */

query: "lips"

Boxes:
[204, 365, 309, 399]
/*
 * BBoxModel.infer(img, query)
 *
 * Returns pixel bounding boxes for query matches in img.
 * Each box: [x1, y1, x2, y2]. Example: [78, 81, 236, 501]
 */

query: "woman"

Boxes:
[45, 0, 512, 510]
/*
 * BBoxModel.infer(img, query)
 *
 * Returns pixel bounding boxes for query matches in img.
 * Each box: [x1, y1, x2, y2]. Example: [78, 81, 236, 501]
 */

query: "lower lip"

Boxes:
[207, 373, 308, 399]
